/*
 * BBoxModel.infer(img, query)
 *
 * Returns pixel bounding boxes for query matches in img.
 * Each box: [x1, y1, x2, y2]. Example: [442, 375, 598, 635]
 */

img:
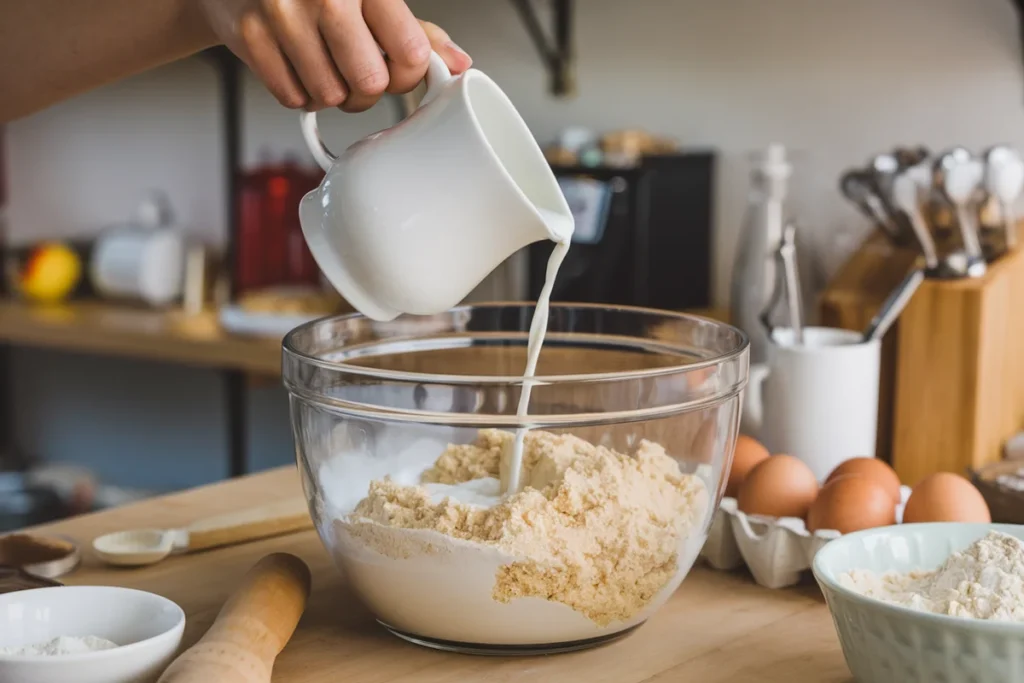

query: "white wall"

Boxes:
[9, 0, 1023, 300]
[4, 0, 1023, 488]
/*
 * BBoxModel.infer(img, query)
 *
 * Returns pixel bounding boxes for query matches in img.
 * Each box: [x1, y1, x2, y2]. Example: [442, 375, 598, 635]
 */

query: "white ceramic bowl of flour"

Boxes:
[0, 585, 185, 683]
[813, 523, 1024, 683]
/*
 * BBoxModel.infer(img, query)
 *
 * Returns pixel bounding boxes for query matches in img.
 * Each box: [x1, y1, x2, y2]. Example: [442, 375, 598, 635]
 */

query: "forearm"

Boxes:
[0, 0, 217, 123]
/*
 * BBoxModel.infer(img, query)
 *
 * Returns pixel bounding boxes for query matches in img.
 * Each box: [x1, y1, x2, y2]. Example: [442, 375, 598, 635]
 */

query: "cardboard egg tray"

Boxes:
[700, 486, 911, 589]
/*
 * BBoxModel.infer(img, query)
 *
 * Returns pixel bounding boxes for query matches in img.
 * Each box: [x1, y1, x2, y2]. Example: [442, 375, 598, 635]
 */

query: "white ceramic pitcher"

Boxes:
[298, 52, 573, 322]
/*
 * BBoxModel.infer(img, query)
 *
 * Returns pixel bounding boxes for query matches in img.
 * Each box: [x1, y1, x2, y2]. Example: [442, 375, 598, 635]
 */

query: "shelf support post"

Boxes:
[510, 0, 575, 96]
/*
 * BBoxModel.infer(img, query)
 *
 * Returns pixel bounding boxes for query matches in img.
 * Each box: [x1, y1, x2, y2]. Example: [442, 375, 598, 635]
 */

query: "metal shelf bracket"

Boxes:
[510, 0, 575, 97]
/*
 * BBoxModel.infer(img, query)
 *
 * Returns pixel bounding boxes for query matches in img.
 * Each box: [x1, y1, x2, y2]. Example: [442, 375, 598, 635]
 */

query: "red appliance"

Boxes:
[234, 155, 324, 294]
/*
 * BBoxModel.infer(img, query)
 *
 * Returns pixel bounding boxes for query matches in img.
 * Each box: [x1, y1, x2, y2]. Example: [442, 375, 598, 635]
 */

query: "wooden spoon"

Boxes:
[92, 498, 313, 567]
[158, 553, 311, 683]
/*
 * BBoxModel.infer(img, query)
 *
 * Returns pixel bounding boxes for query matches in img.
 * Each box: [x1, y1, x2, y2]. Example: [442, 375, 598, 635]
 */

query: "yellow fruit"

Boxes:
[20, 243, 82, 303]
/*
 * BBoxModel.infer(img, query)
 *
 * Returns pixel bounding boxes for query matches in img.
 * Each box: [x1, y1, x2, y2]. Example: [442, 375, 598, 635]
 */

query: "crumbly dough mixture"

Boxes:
[840, 531, 1024, 622]
[349, 429, 708, 626]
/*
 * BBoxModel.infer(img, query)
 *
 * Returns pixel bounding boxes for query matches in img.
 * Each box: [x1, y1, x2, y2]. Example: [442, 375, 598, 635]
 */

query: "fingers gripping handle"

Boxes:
[300, 51, 454, 172]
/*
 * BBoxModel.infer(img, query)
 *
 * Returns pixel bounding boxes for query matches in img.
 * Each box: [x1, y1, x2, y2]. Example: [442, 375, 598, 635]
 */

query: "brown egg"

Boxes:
[725, 435, 770, 497]
[903, 472, 991, 524]
[826, 457, 902, 504]
[807, 475, 897, 534]
[737, 454, 819, 519]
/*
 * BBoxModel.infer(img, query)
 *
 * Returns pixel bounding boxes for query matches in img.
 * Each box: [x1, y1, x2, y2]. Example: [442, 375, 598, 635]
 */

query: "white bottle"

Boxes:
[729, 144, 792, 366]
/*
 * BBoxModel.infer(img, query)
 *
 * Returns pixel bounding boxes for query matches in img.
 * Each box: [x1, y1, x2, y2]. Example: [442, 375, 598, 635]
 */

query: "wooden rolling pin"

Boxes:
[158, 553, 311, 683]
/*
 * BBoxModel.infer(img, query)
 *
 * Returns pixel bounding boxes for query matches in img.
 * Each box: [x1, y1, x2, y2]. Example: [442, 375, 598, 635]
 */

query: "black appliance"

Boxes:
[527, 152, 715, 311]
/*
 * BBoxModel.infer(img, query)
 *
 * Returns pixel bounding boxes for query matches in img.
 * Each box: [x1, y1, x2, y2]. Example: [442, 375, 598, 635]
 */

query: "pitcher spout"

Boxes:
[536, 205, 575, 244]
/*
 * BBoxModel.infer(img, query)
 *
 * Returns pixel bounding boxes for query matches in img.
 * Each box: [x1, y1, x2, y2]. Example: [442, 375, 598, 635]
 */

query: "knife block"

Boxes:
[819, 230, 920, 464]
[820, 228, 1024, 485]
[890, 244, 1024, 485]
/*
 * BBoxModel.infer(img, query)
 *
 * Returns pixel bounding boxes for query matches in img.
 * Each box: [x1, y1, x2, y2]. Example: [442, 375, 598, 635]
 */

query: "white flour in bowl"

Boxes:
[318, 428, 710, 645]
[840, 530, 1024, 621]
[0, 635, 118, 657]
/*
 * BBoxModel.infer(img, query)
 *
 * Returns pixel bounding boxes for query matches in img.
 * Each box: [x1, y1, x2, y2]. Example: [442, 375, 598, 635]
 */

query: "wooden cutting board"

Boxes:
[25, 468, 850, 683]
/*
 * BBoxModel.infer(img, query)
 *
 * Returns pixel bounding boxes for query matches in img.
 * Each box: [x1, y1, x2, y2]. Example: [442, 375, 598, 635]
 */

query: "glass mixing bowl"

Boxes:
[283, 303, 748, 655]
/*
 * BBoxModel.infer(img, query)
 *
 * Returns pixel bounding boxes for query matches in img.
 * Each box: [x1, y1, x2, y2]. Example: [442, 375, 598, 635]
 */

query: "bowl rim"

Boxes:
[282, 302, 749, 386]
[812, 522, 1024, 634]
[0, 585, 186, 663]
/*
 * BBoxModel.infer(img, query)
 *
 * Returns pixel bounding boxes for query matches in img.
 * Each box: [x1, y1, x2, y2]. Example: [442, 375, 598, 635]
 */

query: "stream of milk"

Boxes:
[500, 209, 574, 495]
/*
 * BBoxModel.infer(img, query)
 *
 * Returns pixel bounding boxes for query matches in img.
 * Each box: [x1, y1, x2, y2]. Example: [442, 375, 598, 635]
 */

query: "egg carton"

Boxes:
[700, 486, 911, 589]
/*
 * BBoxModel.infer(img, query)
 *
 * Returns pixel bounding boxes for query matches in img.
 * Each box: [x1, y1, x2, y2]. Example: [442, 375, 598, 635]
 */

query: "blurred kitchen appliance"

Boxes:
[526, 152, 714, 310]
[234, 154, 322, 294]
[90, 191, 185, 307]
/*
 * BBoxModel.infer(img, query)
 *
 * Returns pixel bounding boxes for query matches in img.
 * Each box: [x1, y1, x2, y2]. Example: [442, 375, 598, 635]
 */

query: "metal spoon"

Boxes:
[984, 145, 1024, 252]
[892, 166, 939, 271]
[870, 152, 901, 181]
[893, 146, 930, 170]
[779, 223, 803, 345]
[758, 223, 803, 345]
[840, 169, 905, 243]
[934, 148, 987, 277]
[862, 268, 924, 342]
[870, 153, 918, 245]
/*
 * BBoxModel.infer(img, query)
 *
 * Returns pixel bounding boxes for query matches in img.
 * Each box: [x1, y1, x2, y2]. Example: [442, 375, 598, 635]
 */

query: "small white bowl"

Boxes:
[813, 523, 1024, 683]
[0, 586, 185, 683]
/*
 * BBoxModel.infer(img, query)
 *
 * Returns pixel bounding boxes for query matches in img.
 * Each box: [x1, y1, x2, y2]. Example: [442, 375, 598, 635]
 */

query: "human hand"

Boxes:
[199, 0, 472, 112]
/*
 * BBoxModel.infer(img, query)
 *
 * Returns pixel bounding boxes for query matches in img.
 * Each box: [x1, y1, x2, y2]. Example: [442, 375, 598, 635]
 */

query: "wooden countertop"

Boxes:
[0, 298, 729, 376]
[27, 467, 851, 682]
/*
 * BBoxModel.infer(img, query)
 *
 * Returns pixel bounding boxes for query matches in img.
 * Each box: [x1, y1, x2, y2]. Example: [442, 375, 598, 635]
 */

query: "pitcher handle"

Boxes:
[741, 363, 770, 440]
[299, 51, 454, 172]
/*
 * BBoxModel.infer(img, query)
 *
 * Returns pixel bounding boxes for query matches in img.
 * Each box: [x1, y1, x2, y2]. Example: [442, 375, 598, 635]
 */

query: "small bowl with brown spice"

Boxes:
[0, 534, 80, 580]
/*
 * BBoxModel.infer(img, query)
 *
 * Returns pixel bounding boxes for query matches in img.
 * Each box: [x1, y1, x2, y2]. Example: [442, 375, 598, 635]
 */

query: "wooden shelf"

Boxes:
[0, 299, 282, 376]
[0, 299, 728, 378]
